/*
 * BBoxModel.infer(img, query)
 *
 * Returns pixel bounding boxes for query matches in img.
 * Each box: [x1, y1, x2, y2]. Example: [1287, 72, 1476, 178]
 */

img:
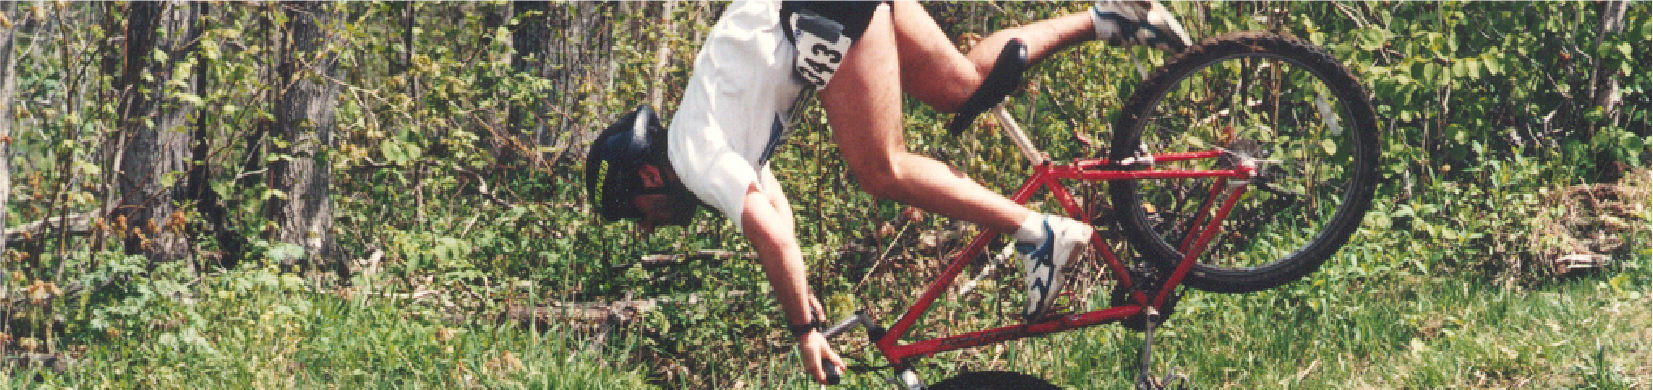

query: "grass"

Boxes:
[7, 160, 1646, 389]
[1045, 272, 1651, 389]
[709, 250, 1649, 389]
[8, 166, 1648, 388]
[8, 259, 1644, 388]
[4, 265, 652, 389]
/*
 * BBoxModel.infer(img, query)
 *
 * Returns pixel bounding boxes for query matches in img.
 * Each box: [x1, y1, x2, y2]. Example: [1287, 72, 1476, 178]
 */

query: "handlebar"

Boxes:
[817, 311, 887, 386]
[822, 312, 868, 339]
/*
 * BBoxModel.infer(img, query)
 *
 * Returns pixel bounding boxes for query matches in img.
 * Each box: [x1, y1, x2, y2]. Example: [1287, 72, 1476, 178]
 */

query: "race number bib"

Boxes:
[790, 10, 854, 90]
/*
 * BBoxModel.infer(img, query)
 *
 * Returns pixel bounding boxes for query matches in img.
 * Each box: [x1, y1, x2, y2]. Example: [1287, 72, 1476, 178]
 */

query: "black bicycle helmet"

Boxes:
[586, 105, 678, 221]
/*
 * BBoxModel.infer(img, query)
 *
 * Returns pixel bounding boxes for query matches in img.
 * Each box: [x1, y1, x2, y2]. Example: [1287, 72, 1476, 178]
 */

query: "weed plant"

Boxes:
[5, 261, 651, 388]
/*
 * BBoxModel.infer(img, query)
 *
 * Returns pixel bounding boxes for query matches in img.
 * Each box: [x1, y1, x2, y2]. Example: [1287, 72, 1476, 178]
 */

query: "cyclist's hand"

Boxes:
[799, 330, 846, 385]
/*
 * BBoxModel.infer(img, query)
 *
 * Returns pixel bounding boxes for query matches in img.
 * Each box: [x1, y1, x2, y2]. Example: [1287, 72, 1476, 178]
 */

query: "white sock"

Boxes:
[1013, 214, 1048, 246]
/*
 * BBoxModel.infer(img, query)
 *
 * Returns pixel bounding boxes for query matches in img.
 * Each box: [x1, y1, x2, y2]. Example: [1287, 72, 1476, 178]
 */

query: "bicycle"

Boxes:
[815, 31, 1380, 389]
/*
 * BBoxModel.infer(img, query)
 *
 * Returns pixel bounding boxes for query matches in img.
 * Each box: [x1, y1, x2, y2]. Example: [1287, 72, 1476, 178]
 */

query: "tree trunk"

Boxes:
[548, 2, 616, 164]
[402, 2, 416, 100]
[178, 2, 246, 270]
[115, 1, 200, 263]
[649, 1, 678, 111]
[490, 2, 617, 167]
[267, 1, 339, 268]
[506, 1, 550, 167]
[1, 1, 20, 256]
[1589, 1, 1628, 119]
[234, 3, 280, 193]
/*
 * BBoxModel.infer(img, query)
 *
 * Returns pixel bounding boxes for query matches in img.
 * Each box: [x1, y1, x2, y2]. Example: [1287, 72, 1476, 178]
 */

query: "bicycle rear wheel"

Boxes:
[1108, 32, 1380, 293]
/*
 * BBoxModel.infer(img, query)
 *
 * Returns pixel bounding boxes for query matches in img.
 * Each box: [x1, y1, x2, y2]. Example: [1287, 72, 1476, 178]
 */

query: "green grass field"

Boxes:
[8, 252, 1644, 388]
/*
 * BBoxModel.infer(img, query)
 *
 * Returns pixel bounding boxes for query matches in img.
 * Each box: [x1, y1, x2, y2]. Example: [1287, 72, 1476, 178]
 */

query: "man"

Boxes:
[586, 1, 1191, 384]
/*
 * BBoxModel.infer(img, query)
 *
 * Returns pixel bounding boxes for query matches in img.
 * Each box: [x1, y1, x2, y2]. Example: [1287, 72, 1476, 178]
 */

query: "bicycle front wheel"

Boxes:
[1108, 32, 1380, 294]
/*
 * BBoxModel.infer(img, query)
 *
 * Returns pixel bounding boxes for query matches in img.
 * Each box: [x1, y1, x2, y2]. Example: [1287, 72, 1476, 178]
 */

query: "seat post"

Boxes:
[991, 104, 1047, 166]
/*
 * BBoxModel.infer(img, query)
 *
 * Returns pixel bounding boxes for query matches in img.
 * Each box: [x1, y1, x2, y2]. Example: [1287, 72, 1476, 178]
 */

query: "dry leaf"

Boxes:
[486, 350, 524, 373]
[877, 222, 896, 239]
[25, 280, 60, 304]
[901, 206, 925, 222]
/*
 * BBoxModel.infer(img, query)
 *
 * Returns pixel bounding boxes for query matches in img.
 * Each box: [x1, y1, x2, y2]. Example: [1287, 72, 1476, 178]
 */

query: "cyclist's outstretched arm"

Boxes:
[738, 177, 846, 384]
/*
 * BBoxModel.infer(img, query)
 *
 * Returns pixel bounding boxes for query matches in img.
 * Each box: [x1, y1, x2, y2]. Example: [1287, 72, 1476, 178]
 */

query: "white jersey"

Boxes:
[667, 0, 808, 228]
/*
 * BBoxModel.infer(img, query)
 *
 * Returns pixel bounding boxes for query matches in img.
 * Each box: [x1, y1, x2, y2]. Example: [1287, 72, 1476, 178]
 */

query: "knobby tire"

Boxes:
[1108, 32, 1381, 293]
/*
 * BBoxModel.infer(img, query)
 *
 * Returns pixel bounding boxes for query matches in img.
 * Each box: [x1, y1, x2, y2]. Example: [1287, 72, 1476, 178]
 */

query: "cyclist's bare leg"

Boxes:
[965, 12, 1097, 79]
[821, 3, 1031, 233]
[890, 1, 1097, 112]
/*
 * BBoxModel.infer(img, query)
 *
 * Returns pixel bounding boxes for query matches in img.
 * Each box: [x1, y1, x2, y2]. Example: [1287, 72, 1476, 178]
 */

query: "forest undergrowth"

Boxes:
[2, 1, 1649, 388]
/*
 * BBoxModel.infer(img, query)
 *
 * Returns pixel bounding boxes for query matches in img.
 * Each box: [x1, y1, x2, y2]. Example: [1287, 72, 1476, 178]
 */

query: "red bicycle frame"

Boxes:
[848, 106, 1263, 369]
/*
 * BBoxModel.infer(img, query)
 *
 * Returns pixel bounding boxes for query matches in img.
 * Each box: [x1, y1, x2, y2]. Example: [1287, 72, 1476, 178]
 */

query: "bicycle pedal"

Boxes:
[1142, 368, 1191, 390]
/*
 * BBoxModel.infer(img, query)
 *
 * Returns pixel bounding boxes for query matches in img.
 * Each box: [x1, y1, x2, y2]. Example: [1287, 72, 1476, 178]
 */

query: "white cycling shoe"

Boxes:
[1093, 0, 1195, 52]
[1018, 216, 1094, 322]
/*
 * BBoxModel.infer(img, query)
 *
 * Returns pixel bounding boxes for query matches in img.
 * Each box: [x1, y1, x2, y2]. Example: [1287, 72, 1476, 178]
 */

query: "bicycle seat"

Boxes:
[947, 38, 1029, 136]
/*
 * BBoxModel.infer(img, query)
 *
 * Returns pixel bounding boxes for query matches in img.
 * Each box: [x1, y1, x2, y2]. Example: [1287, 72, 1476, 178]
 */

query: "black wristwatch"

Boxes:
[788, 321, 823, 338]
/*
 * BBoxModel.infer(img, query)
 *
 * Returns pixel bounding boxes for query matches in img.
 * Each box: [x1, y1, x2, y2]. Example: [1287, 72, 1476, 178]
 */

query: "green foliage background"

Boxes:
[1, 1, 1648, 388]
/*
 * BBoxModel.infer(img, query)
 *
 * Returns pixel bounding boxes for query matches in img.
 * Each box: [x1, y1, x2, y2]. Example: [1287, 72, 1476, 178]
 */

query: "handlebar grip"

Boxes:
[823, 359, 841, 385]
[819, 311, 878, 385]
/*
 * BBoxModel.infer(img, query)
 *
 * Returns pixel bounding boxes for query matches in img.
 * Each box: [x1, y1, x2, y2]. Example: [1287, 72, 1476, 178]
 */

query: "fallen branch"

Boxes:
[4, 205, 116, 248]
[426, 291, 752, 331]
[2, 353, 75, 372]
[1554, 254, 1613, 275]
[618, 250, 755, 270]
